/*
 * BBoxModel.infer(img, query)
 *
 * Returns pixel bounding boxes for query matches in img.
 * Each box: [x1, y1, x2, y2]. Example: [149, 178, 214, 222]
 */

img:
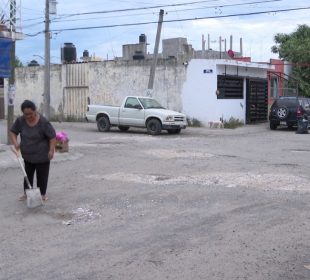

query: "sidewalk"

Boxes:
[0, 120, 8, 145]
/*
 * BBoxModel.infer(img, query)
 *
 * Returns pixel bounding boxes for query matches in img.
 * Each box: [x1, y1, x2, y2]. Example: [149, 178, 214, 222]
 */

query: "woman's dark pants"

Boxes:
[23, 161, 50, 196]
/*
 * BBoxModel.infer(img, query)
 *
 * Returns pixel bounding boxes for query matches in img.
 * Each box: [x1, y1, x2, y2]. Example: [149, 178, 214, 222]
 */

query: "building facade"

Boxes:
[182, 59, 273, 124]
[2, 57, 274, 125]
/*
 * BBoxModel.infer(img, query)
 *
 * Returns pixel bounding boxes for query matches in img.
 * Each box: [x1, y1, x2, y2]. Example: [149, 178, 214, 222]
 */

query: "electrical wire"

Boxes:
[20, 0, 284, 34]
[49, 6, 310, 33]
[50, 0, 283, 23]
[24, 31, 43, 37]
[55, 0, 222, 19]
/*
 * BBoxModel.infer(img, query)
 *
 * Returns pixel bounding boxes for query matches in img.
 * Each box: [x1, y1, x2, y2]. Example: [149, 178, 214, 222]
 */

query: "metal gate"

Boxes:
[246, 78, 268, 124]
[63, 63, 89, 120]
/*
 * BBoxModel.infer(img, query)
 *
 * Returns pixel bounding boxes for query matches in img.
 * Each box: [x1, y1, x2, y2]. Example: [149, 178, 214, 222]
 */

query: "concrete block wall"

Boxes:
[4, 59, 187, 118]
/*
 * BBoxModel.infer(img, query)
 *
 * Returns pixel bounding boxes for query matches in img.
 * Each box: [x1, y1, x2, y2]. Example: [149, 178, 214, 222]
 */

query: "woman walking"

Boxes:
[10, 100, 56, 201]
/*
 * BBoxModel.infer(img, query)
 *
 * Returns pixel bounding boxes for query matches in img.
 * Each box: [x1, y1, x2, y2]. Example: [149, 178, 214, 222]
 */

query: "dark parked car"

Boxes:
[269, 96, 310, 130]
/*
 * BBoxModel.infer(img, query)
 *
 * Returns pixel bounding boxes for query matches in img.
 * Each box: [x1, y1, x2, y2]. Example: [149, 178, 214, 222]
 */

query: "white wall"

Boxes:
[87, 60, 186, 112]
[182, 59, 272, 125]
[4, 59, 187, 118]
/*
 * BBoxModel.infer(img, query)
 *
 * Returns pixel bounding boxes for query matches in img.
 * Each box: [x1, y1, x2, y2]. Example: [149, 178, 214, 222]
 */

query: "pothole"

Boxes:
[290, 149, 310, 152]
[88, 141, 123, 145]
[62, 206, 101, 225]
[43, 210, 73, 221]
[145, 149, 214, 159]
[272, 163, 299, 167]
[86, 172, 310, 192]
[220, 154, 238, 158]
[154, 175, 172, 181]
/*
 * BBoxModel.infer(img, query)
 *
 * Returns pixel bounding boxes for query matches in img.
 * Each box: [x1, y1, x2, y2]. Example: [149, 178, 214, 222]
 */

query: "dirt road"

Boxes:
[1, 122, 310, 280]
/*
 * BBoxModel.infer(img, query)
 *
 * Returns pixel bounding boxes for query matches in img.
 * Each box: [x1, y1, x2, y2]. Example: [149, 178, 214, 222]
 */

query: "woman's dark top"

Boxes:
[10, 115, 56, 163]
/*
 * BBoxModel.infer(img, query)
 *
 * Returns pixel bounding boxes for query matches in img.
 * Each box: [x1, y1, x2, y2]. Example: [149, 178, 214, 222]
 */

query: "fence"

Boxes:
[270, 87, 298, 99]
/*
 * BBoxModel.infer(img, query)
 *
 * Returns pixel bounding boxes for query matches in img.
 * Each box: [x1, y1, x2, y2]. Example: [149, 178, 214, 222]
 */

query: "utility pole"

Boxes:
[7, 0, 16, 144]
[147, 9, 164, 97]
[44, 0, 50, 119]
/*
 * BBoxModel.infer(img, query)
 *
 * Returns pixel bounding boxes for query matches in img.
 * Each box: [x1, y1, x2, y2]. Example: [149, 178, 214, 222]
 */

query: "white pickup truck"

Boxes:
[85, 96, 187, 135]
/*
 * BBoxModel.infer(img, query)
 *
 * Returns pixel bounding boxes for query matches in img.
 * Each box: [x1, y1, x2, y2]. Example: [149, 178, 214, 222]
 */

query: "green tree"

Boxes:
[271, 24, 310, 96]
[14, 56, 23, 67]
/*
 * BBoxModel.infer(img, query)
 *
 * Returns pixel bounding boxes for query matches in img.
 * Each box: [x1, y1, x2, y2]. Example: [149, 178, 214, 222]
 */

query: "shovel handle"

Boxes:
[11, 146, 33, 189]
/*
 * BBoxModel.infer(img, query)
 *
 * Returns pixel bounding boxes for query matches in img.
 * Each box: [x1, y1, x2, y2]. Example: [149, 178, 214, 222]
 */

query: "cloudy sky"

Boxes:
[2, 0, 310, 64]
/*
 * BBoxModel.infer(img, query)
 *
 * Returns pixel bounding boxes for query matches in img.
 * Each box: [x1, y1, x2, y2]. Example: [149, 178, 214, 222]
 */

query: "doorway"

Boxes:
[246, 78, 268, 124]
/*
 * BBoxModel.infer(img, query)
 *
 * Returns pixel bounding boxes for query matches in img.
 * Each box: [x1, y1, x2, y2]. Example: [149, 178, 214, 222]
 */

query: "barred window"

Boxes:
[217, 75, 243, 99]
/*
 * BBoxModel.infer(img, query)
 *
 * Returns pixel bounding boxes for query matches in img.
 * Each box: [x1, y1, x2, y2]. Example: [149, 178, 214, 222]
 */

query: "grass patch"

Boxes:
[187, 118, 202, 127]
[223, 117, 244, 129]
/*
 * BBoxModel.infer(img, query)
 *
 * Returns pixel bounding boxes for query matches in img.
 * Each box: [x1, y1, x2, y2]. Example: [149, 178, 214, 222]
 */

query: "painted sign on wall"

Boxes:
[0, 38, 12, 78]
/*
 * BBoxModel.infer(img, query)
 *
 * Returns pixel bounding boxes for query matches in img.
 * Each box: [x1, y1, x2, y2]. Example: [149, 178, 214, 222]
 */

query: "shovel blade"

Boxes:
[26, 188, 43, 208]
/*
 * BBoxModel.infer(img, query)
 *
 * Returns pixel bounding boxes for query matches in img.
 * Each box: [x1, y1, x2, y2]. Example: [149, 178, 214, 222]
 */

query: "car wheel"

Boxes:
[167, 128, 181, 134]
[146, 119, 162, 135]
[276, 106, 288, 119]
[118, 126, 130, 132]
[270, 122, 277, 130]
[97, 116, 111, 132]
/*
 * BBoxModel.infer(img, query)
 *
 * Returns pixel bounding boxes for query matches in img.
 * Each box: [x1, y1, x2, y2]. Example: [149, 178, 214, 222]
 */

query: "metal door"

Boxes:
[63, 86, 89, 120]
[246, 79, 268, 124]
[63, 63, 89, 120]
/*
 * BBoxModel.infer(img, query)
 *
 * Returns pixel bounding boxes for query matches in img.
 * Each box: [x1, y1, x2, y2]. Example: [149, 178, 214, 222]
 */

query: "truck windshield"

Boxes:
[139, 98, 165, 109]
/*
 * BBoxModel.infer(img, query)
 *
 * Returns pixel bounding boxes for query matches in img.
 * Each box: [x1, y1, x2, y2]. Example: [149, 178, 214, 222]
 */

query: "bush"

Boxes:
[187, 118, 202, 127]
[223, 117, 244, 129]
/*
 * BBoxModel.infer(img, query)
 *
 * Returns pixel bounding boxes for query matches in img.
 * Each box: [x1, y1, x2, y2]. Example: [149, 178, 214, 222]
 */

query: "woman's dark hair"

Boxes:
[21, 100, 36, 112]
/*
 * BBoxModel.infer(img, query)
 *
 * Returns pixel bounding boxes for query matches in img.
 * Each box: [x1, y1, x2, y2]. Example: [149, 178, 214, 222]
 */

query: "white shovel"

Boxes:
[12, 148, 43, 208]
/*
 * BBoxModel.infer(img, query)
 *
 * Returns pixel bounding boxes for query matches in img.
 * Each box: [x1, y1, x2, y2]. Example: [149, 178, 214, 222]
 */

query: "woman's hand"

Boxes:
[48, 149, 55, 160]
[48, 138, 56, 160]
[14, 143, 20, 152]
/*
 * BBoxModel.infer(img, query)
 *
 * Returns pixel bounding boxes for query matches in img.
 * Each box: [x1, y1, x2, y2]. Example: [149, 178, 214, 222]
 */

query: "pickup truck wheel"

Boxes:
[118, 126, 130, 132]
[167, 128, 181, 134]
[97, 116, 111, 132]
[147, 119, 162, 135]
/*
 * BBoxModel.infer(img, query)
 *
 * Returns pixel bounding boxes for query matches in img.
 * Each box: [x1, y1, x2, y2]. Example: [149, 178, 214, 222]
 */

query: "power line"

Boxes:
[24, 30, 43, 37]
[49, 6, 310, 33]
[55, 0, 222, 19]
[20, 0, 284, 33]
[165, 0, 284, 14]
[23, 21, 44, 29]
[50, 0, 283, 24]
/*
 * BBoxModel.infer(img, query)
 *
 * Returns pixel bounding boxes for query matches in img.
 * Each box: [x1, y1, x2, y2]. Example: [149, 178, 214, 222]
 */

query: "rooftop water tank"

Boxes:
[61, 43, 77, 63]
[139, 34, 146, 43]
[83, 50, 89, 58]
[28, 60, 40, 67]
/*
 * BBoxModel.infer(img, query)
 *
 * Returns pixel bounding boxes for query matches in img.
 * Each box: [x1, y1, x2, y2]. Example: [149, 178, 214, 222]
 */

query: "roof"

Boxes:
[215, 59, 274, 70]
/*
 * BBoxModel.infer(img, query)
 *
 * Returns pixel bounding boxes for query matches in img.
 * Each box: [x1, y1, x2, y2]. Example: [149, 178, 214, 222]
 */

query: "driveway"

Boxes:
[1, 121, 310, 280]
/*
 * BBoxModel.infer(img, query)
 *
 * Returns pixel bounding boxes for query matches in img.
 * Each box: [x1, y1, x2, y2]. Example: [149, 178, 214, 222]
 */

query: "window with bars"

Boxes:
[217, 75, 244, 99]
